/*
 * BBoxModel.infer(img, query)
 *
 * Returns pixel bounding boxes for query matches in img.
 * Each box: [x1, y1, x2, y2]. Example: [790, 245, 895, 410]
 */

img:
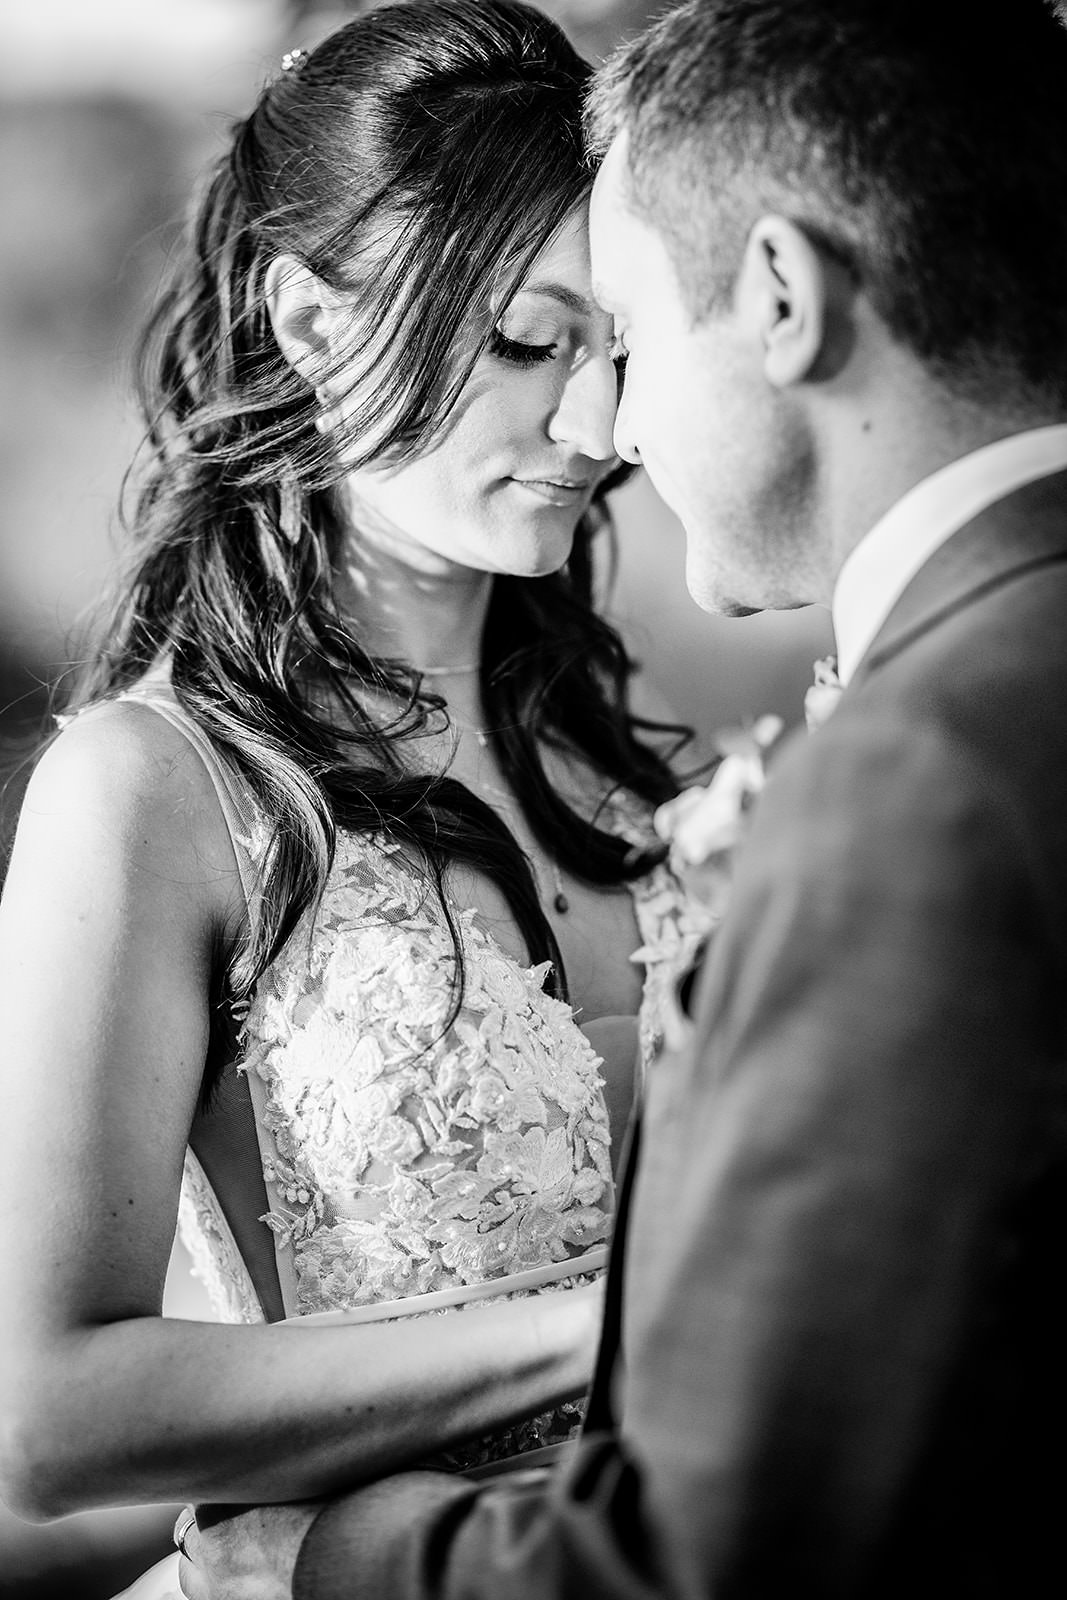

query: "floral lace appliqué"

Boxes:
[242, 835, 614, 1318]
[605, 793, 716, 1070]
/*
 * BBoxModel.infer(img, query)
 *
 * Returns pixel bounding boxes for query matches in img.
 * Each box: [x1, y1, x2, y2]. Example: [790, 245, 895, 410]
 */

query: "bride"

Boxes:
[0, 0, 706, 1585]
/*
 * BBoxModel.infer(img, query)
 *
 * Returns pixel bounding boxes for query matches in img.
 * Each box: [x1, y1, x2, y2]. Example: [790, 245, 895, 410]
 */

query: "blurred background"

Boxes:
[0, 2, 832, 1595]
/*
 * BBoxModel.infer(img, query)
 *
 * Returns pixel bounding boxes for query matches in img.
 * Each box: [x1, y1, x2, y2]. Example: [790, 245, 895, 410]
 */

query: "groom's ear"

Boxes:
[738, 216, 852, 388]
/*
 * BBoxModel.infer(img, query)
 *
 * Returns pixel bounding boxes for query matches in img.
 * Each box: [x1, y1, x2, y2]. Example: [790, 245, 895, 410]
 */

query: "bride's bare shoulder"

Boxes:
[31, 696, 209, 815]
[17, 698, 241, 896]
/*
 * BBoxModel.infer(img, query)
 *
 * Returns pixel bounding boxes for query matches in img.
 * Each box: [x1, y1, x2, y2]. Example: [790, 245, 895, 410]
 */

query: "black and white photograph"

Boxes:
[1, 3, 1064, 1596]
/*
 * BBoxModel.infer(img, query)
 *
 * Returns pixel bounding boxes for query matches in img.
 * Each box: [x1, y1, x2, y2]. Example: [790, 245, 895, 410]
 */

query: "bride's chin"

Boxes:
[487, 521, 581, 579]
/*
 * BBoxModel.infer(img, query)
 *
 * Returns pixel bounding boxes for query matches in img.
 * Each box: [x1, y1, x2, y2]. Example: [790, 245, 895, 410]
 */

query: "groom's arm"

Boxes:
[294, 1438, 662, 1599]
[199, 704, 1053, 1598]
[615, 705, 1056, 1593]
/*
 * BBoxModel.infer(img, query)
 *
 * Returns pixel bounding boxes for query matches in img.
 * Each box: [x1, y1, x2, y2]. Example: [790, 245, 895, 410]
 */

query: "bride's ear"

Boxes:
[265, 254, 335, 385]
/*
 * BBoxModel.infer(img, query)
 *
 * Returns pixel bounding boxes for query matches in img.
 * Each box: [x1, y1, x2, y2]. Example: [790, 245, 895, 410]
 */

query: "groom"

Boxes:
[184, 1, 1067, 1593]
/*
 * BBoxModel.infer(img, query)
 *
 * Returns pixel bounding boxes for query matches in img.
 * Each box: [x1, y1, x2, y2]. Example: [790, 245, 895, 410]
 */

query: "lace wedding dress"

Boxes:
[98, 676, 709, 1600]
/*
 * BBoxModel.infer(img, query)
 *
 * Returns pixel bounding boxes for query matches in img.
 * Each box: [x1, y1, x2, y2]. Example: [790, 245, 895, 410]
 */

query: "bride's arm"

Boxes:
[0, 711, 600, 1522]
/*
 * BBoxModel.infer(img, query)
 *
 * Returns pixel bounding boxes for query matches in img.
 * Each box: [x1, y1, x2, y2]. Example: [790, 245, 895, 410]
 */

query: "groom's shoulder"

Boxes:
[860, 554, 1067, 785]
[740, 691, 1052, 946]
[761, 697, 977, 837]
[751, 580, 1067, 902]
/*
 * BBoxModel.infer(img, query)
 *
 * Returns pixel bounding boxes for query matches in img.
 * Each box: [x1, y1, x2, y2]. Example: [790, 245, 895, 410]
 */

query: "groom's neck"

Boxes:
[815, 357, 1066, 586]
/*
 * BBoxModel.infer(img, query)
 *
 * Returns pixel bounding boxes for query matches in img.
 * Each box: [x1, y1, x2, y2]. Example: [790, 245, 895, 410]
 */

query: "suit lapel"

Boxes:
[853, 467, 1067, 684]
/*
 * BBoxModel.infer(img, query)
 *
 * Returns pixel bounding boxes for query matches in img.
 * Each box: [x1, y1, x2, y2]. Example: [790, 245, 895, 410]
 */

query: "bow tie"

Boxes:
[804, 655, 844, 731]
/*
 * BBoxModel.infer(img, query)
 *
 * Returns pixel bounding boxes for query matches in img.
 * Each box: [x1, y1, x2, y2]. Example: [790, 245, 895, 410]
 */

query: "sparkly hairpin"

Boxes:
[280, 47, 309, 75]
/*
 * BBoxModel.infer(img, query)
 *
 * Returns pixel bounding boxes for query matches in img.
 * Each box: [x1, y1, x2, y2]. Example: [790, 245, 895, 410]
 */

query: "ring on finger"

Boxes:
[173, 1506, 197, 1560]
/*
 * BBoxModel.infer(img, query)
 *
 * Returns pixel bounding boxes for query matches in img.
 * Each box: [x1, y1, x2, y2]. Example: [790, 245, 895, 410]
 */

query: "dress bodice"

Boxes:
[84, 682, 711, 1342]
[244, 829, 615, 1317]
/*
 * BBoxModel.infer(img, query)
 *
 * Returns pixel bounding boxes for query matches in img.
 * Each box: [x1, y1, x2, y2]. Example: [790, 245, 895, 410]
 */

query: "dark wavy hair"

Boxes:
[65, 0, 687, 1056]
[586, 0, 1067, 408]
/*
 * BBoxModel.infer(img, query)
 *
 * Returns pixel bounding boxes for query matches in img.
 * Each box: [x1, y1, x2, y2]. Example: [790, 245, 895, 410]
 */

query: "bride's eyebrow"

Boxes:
[515, 281, 596, 317]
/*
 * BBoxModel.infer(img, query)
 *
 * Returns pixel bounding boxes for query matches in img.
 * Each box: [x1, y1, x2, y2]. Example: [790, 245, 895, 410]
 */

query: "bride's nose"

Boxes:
[546, 350, 618, 462]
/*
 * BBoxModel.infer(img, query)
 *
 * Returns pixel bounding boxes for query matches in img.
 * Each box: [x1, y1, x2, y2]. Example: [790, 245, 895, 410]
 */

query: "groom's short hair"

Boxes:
[586, 0, 1067, 406]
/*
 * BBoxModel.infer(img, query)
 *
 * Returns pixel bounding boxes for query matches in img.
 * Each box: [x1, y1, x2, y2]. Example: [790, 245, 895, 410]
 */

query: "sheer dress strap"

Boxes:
[69, 685, 278, 1321]
[116, 687, 303, 1316]
[109, 683, 266, 929]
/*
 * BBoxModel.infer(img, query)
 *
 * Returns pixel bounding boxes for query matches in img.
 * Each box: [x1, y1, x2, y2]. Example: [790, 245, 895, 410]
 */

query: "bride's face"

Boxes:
[340, 205, 622, 579]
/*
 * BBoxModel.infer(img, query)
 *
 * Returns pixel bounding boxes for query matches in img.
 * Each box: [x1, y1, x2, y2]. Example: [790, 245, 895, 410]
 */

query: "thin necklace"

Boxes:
[385, 676, 571, 914]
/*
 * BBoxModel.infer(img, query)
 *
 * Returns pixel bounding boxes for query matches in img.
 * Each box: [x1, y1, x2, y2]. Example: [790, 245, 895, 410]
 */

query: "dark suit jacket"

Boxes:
[295, 473, 1067, 1597]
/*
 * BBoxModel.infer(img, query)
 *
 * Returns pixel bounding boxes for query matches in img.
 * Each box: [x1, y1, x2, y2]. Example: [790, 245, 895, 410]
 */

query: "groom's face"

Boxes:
[590, 136, 817, 615]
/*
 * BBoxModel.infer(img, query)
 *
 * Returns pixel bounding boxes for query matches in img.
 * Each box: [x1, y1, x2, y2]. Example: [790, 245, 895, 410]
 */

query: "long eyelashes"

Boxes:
[489, 329, 556, 367]
[489, 329, 630, 379]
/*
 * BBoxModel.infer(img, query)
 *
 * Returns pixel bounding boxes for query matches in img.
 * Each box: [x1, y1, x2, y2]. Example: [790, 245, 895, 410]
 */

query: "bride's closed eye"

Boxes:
[490, 326, 630, 377]
[490, 327, 557, 367]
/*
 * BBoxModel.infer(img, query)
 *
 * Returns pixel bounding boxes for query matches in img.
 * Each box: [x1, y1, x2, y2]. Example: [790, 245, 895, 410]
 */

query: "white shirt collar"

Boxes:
[832, 424, 1067, 684]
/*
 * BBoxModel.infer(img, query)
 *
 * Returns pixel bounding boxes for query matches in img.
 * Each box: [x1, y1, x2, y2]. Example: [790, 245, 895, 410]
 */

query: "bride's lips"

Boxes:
[510, 477, 592, 506]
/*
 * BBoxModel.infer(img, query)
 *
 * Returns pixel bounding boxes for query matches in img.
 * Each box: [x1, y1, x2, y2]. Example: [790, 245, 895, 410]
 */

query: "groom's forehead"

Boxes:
[591, 141, 685, 320]
[589, 137, 640, 309]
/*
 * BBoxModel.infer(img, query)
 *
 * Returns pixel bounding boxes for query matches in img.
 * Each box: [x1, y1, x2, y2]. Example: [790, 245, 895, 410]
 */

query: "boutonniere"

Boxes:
[653, 656, 844, 920]
[804, 654, 843, 731]
[653, 713, 785, 917]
